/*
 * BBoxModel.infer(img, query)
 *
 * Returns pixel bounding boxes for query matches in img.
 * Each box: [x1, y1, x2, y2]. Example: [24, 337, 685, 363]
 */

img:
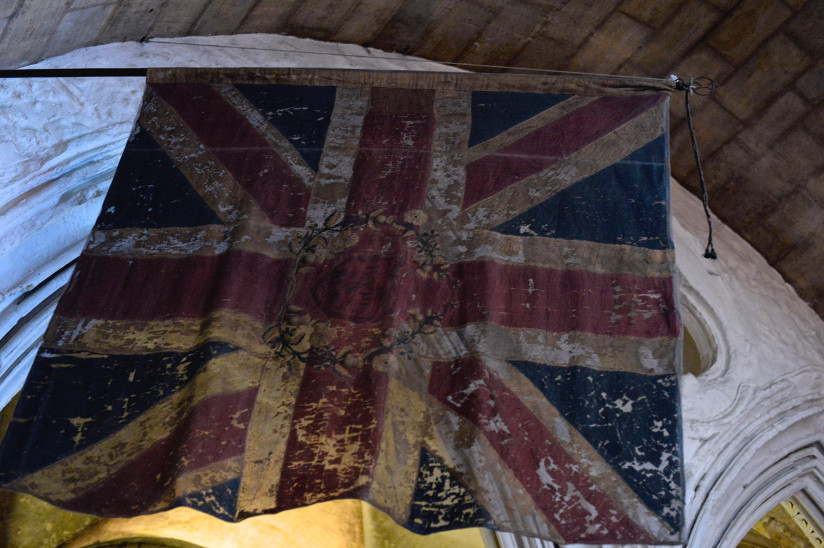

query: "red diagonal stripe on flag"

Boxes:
[463, 94, 666, 208]
[429, 357, 656, 544]
[345, 88, 436, 218]
[62, 387, 256, 516]
[57, 252, 293, 324]
[151, 83, 310, 227]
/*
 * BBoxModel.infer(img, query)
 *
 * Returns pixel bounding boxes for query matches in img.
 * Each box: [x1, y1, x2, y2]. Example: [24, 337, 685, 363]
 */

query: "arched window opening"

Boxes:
[680, 296, 718, 376]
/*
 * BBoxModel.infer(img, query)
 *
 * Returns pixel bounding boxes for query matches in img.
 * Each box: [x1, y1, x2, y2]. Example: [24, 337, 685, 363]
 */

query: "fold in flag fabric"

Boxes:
[0, 69, 683, 545]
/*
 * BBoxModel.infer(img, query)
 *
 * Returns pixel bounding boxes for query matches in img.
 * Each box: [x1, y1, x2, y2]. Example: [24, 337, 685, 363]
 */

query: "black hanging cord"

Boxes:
[676, 77, 718, 259]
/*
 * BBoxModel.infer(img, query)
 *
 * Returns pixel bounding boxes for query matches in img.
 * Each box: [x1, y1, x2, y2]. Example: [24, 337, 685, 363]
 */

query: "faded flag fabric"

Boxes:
[0, 69, 683, 544]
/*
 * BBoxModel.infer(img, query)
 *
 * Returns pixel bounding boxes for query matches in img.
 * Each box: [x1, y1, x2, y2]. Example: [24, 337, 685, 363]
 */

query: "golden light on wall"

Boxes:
[0, 491, 494, 548]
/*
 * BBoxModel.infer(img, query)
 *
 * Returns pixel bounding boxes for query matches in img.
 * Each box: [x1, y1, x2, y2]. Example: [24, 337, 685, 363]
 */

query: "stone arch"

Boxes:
[678, 277, 724, 377]
[687, 401, 824, 547]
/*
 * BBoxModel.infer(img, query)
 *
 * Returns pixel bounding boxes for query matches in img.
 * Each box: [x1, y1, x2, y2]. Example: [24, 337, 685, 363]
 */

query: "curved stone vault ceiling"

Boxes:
[0, 0, 822, 318]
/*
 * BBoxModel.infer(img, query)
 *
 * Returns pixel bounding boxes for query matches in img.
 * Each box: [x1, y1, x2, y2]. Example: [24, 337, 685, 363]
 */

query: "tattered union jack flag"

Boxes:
[0, 69, 683, 544]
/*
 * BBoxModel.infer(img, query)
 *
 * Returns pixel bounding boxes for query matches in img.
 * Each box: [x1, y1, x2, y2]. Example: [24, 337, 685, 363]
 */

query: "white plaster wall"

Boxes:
[1, 34, 822, 548]
[672, 181, 824, 547]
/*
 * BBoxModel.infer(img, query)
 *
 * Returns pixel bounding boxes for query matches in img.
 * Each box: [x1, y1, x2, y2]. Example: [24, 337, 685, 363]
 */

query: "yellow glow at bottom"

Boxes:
[56, 499, 491, 548]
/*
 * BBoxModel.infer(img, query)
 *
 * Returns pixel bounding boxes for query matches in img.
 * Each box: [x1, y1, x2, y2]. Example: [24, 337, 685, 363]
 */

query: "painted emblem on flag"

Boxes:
[0, 70, 683, 544]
